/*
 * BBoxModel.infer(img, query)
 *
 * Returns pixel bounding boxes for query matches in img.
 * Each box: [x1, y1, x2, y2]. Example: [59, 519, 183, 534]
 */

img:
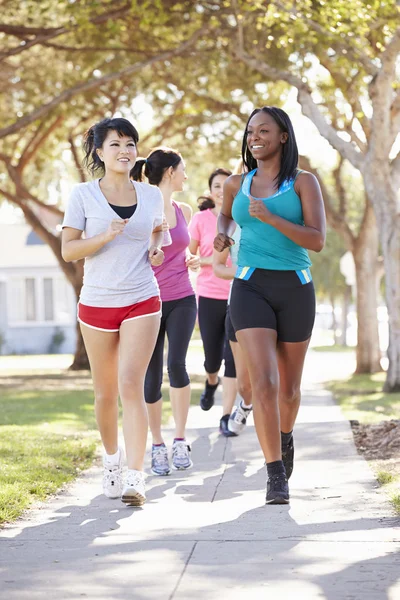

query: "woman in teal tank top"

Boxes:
[214, 106, 326, 505]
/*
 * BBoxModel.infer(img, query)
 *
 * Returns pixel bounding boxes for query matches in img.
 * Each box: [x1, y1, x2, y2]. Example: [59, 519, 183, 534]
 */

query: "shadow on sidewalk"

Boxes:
[1, 495, 399, 599]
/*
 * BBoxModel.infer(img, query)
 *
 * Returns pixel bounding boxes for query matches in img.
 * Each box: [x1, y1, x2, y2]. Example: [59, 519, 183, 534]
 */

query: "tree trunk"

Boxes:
[353, 234, 382, 374]
[380, 213, 400, 391]
[340, 286, 351, 347]
[69, 320, 90, 370]
[363, 169, 400, 391]
[69, 277, 90, 371]
[329, 295, 339, 345]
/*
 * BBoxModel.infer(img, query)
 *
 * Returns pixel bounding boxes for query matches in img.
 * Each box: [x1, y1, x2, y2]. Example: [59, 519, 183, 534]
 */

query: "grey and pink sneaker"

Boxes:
[171, 440, 193, 471]
[151, 443, 171, 476]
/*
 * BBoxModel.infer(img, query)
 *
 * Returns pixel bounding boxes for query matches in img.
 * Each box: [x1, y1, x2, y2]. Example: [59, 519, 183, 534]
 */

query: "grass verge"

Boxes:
[327, 371, 400, 514]
[327, 372, 400, 424]
[0, 386, 98, 525]
[0, 369, 203, 526]
[312, 345, 355, 353]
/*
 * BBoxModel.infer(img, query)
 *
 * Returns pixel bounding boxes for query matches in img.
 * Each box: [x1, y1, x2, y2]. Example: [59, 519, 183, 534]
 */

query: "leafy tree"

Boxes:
[214, 0, 400, 389]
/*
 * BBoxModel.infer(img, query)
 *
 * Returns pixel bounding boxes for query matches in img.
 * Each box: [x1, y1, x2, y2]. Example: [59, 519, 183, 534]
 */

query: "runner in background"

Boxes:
[189, 168, 238, 437]
[131, 148, 199, 475]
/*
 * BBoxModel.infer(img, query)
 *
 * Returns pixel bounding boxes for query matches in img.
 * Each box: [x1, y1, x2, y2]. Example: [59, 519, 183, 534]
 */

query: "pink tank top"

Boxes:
[152, 202, 194, 302]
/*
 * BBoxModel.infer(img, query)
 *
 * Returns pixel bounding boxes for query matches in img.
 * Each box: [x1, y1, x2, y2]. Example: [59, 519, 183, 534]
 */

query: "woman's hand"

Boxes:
[185, 253, 201, 272]
[161, 216, 169, 232]
[103, 219, 129, 243]
[248, 196, 274, 224]
[149, 246, 164, 266]
[213, 233, 234, 252]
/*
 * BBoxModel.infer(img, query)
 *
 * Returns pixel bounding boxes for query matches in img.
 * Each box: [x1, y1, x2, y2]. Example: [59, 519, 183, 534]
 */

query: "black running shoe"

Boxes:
[266, 473, 289, 504]
[200, 378, 220, 411]
[219, 414, 237, 437]
[282, 436, 294, 480]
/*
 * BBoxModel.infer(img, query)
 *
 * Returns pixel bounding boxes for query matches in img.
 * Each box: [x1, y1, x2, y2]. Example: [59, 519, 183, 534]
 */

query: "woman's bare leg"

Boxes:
[118, 314, 161, 470]
[236, 328, 280, 463]
[79, 324, 119, 454]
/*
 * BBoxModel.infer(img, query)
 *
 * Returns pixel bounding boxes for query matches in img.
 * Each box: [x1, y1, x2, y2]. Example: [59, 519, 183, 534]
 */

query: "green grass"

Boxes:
[0, 369, 203, 525]
[392, 493, 400, 513]
[328, 372, 400, 514]
[327, 372, 400, 424]
[0, 386, 98, 525]
[376, 471, 395, 485]
[312, 345, 355, 353]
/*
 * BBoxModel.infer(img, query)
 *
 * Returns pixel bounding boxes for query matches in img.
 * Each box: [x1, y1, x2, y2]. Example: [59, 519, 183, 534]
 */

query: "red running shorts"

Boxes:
[78, 296, 161, 332]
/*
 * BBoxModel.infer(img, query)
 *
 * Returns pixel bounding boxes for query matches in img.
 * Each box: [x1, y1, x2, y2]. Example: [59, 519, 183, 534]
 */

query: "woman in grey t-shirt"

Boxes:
[62, 117, 164, 507]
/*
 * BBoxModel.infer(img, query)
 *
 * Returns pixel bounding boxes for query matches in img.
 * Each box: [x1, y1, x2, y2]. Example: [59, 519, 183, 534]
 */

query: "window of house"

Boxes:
[8, 276, 74, 325]
[25, 278, 36, 321]
[43, 278, 54, 321]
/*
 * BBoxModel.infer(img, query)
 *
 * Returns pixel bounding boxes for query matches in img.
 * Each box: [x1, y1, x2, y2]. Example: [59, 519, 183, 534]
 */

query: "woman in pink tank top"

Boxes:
[131, 148, 199, 476]
[188, 168, 239, 437]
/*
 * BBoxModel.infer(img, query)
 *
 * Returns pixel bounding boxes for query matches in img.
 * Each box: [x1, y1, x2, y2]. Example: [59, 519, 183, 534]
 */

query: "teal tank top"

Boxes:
[232, 169, 311, 271]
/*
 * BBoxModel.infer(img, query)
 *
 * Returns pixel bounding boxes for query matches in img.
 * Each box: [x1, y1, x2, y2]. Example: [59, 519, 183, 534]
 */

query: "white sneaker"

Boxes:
[122, 469, 146, 506]
[102, 448, 124, 499]
[228, 401, 253, 435]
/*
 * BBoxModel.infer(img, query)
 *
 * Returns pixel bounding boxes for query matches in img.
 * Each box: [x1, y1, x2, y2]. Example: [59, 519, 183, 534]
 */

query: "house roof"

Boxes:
[0, 224, 61, 268]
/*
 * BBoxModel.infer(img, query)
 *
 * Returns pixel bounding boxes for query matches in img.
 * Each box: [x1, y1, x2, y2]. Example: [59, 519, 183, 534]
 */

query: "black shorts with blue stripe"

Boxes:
[230, 266, 316, 343]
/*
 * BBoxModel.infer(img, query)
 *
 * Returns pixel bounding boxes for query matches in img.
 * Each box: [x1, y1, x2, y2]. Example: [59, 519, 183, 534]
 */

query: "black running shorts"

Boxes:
[225, 306, 237, 343]
[230, 267, 316, 343]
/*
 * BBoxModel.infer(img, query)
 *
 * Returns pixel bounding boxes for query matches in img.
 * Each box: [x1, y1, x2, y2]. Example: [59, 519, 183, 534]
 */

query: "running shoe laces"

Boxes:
[151, 444, 171, 476]
[172, 440, 192, 470]
[103, 465, 123, 498]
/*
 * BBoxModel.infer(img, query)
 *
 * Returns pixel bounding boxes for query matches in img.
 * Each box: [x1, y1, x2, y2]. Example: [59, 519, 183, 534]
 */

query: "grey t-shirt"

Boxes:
[62, 179, 163, 308]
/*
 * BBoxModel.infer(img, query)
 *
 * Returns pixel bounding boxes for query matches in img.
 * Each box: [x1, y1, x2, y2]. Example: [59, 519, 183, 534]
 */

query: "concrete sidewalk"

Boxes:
[1, 351, 400, 599]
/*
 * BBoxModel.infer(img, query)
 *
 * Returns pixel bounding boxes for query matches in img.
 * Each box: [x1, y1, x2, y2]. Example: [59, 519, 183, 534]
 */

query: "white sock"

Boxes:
[104, 448, 120, 466]
[241, 400, 253, 411]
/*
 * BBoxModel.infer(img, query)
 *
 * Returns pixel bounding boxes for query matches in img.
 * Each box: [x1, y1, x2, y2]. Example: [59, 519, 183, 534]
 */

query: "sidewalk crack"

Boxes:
[168, 541, 197, 600]
[211, 437, 228, 503]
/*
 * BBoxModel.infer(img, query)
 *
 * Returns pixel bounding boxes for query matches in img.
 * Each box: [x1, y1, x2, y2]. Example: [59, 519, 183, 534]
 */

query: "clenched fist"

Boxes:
[214, 233, 234, 252]
[248, 196, 273, 224]
[149, 246, 164, 266]
[103, 219, 129, 243]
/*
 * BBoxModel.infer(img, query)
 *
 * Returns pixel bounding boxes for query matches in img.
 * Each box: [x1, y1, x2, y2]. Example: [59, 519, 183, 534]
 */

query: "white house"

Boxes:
[0, 223, 77, 355]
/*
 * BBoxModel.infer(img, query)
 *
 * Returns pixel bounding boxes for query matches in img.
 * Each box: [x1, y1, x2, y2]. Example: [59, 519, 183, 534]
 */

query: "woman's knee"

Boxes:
[144, 380, 162, 404]
[94, 389, 118, 407]
[119, 375, 144, 400]
[168, 361, 189, 388]
[252, 373, 279, 402]
[280, 385, 301, 405]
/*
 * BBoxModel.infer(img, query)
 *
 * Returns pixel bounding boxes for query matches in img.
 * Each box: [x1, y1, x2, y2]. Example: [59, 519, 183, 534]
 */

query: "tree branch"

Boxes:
[19, 115, 64, 171]
[299, 155, 355, 251]
[298, 88, 364, 170]
[0, 152, 63, 216]
[0, 186, 80, 284]
[369, 27, 400, 156]
[333, 156, 346, 216]
[391, 152, 400, 190]
[273, 1, 378, 76]
[233, 48, 363, 169]
[0, 25, 207, 139]
[390, 89, 400, 144]
[69, 136, 87, 183]
[42, 42, 162, 55]
[0, 4, 132, 61]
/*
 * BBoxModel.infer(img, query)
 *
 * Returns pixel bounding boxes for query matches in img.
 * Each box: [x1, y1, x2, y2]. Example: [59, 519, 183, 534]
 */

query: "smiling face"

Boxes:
[210, 174, 229, 207]
[169, 160, 187, 192]
[97, 130, 137, 174]
[246, 111, 288, 162]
